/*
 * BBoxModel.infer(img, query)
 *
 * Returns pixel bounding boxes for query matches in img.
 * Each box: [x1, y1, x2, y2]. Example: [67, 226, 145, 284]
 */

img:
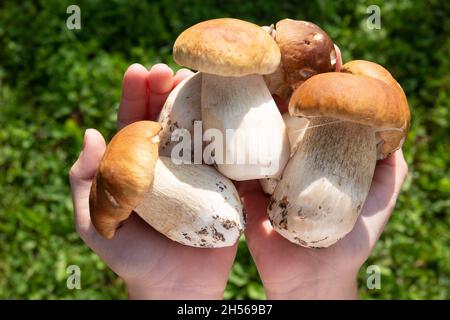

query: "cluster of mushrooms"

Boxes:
[89, 18, 410, 248]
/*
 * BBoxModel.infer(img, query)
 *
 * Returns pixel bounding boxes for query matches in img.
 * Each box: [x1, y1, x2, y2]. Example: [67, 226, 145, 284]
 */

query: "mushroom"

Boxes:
[260, 113, 309, 194]
[173, 18, 290, 181]
[89, 121, 244, 248]
[158, 72, 202, 162]
[259, 19, 336, 193]
[268, 60, 410, 248]
[264, 19, 336, 102]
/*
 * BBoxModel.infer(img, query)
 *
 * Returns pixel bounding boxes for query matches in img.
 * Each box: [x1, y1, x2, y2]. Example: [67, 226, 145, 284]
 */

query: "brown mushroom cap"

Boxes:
[289, 60, 410, 158]
[264, 19, 336, 101]
[173, 18, 280, 77]
[89, 121, 161, 239]
[275, 19, 336, 90]
[341, 60, 411, 158]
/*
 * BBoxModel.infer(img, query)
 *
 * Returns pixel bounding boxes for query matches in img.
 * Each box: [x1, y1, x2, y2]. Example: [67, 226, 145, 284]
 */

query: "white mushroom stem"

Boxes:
[158, 72, 202, 159]
[134, 156, 244, 248]
[283, 113, 309, 156]
[269, 117, 377, 247]
[201, 73, 290, 181]
[260, 113, 309, 194]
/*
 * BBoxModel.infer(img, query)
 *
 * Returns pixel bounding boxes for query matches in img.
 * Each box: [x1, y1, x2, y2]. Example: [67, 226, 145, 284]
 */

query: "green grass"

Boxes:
[0, 0, 449, 299]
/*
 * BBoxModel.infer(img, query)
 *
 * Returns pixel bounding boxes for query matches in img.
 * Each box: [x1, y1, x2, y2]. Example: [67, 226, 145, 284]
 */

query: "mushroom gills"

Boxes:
[201, 73, 289, 180]
[269, 117, 376, 248]
[134, 156, 245, 248]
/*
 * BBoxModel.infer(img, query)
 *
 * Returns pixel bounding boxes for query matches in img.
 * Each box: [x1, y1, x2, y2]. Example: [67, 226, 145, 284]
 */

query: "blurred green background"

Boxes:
[0, 0, 449, 299]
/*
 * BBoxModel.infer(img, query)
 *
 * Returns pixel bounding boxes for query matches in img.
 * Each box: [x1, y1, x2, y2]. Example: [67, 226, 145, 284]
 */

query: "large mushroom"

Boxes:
[173, 18, 290, 181]
[264, 19, 337, 102]
[268, 60, 410, 248]
[89, 121, 244, 248]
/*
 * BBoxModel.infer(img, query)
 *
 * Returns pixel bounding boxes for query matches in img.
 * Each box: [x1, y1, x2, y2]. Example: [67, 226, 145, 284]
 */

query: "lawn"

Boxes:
[0, 0, 449, 299]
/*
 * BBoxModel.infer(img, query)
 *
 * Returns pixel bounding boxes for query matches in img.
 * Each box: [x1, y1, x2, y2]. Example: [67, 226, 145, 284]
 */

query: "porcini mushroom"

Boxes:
[264, 19, 336, 102]
[268, 60, 410, 247]
[173, 18, 290, 181]
[90, 121, 244, 247]
[158, 72, 202, 160]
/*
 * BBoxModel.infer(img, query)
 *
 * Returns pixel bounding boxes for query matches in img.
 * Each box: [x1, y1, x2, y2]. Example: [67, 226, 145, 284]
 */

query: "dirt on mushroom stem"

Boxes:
[269, 117, 377, 248]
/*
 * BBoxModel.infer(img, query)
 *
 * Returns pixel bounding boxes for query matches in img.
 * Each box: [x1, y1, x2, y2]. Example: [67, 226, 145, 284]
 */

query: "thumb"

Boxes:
[69, 129, 106, 238]
[69, 129, 106, 184]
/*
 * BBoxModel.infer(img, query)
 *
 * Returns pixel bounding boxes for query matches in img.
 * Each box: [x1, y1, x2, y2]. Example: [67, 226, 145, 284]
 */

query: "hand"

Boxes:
[240, 148, 408, 300]
[69, 64, 238, 299]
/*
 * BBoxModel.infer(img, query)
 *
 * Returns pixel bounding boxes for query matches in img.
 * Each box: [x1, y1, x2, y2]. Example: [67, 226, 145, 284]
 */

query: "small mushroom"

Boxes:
[89, 121, 244, 248]
[268, 61, 410, 248]
[173, 18, 290, 181]
[158, 72, 202, 160]
[264, 19, 336, 102]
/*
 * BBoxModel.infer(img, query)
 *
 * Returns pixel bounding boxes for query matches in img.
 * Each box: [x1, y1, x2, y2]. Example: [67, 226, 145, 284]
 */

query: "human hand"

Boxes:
[69, 64, 238, 299]
[240, 150, 408, 299]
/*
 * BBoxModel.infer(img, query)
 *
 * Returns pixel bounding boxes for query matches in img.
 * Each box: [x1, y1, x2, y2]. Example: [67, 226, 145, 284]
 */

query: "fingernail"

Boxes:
[151, 63, 170, 70]
[128, 63, 148, 74]
[175, 68, 194, 76]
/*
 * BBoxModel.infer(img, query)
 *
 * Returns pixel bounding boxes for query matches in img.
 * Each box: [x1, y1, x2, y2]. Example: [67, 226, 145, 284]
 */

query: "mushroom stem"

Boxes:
[269, 117, 376, 248]
[201, 73, 289, 180]
[134, 156, 244, 248]
[260, 113, 309, 194]
[158, 72, 202, 159]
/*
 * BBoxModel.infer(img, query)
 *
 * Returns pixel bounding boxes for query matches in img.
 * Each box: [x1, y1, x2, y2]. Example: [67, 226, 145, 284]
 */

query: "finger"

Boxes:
[69, 129, 106, 237]
[358, 149, 408, 246]
[241, 189, 294, 264]
[242, 190, 272, 236]
[173, 68, 194, 88]
[148, 63, 174, 120]
[235, 180, 264, 197]
[117, 64, 149, 129]
[237, 180, 280, 251]
[334, 44, 343, 72]
[371, 149, 408, 208]
[237, 176, 302, 259]
[69, 129, 106, 183]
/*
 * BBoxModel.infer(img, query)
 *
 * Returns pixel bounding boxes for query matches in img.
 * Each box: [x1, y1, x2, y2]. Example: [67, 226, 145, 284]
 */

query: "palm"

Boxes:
[85, 213, 236, 294]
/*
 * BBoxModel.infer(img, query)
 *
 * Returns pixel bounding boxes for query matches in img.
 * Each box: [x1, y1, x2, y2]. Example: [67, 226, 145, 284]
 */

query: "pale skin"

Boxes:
[69, 49, 408, 299]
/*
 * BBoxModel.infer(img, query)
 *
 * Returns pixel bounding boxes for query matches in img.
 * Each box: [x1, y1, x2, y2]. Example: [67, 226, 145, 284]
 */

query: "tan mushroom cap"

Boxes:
[275, 19, 336, 91]
[341, 60, 410, 158]
[89, 121, 161, 239]
[173, 18, 281, 77]
[289, 60, 410, 159]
